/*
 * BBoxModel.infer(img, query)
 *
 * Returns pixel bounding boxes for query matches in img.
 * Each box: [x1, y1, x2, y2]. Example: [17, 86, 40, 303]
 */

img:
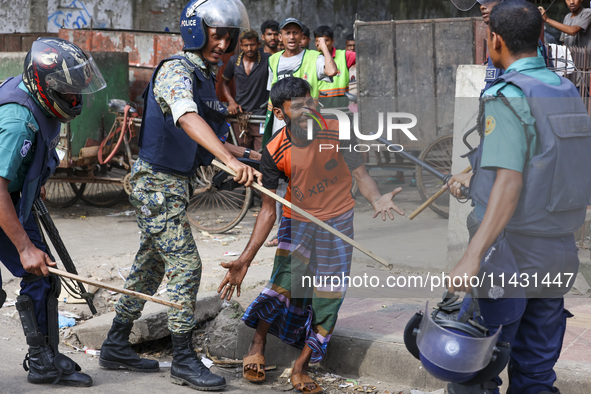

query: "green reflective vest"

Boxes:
[318, 49, 349, 97]
[262, 49, 321, 146]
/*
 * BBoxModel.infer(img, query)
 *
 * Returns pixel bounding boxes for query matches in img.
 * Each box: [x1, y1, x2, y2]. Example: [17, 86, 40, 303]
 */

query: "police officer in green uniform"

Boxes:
[98, 0, 261, 391]
[446, 2, 591, 393]
[0, 37, 106, 387]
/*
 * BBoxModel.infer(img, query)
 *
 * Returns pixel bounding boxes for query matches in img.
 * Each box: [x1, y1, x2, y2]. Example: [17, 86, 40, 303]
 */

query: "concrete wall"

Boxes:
[356, 18, 482, 151]
[0, 1, 32, 34]
[1, 0, 481, 46]
[47, 0, 134, 31]
[447, 65, 486, 268]
[0, 52, 28, 82]
[0, 0, 566, 47]
[0, 0, 132, 33]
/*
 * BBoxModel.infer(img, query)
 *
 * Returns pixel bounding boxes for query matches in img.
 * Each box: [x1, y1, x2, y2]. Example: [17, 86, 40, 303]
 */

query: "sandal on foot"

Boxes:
[291, 373, 323, 393]
[243, 354, 266, 383]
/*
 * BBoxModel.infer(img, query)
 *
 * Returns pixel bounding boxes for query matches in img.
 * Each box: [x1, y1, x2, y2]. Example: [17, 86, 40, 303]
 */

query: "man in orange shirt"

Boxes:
[218, 77, 404, 393]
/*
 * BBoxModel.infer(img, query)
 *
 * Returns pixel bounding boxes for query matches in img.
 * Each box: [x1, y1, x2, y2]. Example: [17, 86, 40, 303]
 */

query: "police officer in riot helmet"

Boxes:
[98, 0, 260, 391]
[0, 37, 106, 387]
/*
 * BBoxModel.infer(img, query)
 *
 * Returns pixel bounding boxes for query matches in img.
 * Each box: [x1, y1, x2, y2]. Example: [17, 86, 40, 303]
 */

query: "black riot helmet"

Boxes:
[22, 37, 106, 123]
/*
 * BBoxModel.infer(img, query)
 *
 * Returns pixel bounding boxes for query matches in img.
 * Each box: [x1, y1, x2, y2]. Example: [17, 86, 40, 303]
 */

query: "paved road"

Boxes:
[0, 172, 450, 393]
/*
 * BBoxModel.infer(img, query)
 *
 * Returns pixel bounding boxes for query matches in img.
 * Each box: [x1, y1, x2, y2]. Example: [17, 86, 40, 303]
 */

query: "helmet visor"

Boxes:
[45, 56, 106, 95]
[416, 303, 500, 373]
[191, 0, 250, 30]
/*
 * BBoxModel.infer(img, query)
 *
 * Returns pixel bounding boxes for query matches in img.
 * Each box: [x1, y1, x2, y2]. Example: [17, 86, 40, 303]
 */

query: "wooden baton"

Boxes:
[212, 160, 394, 270]
[408, 165, 472, 220]
[48, 267, 183, 310]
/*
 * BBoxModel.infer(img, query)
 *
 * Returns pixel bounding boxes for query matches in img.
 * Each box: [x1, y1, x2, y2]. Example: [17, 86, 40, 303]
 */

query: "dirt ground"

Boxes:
[0, 168, 450, 393]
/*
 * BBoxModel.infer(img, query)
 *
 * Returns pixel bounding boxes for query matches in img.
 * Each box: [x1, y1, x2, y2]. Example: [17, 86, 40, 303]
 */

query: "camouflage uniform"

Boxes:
[153, 51, 217, 122]
[114, 52, 216, 335]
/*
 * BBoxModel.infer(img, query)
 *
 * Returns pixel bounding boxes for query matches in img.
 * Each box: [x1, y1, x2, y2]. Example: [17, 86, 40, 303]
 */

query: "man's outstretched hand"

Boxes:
[217, 259, 249, 301]
[372, 187, 405, 220]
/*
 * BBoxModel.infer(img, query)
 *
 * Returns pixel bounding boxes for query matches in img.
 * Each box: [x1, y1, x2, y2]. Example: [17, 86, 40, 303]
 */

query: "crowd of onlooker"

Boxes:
[218, 17, 358, 247]
[220, 18, 356, 152]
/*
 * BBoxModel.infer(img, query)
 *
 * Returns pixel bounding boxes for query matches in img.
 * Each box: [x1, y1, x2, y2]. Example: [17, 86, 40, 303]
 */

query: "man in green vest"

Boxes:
[261, 17, 337, 146]
[314, 25, 357, 109]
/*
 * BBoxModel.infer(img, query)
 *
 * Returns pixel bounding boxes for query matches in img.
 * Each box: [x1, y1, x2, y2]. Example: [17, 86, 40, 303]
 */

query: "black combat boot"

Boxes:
[16, 293, 91, 386]
[24, 343, 92, 387]
[447, 382, 496, 394]
[99, 320, 159, 372]
[0, 288, 6, 308]
[170, 332, 226, 391]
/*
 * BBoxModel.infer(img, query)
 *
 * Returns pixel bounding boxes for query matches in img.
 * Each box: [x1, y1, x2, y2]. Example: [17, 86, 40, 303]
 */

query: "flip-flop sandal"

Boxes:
[291, 373, 323, 393]
[243, 354, 266, 383]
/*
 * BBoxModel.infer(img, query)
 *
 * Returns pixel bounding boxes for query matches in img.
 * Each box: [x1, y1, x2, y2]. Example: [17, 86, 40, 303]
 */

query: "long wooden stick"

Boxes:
[212, 160, 393, 270]
[408, 166, 472, 220]
[48, 267, 183, 310]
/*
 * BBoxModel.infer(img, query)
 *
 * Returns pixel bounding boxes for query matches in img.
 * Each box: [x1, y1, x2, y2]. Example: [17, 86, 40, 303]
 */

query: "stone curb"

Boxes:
[71, 292, 223, 350]
[235, 324, 591, 393]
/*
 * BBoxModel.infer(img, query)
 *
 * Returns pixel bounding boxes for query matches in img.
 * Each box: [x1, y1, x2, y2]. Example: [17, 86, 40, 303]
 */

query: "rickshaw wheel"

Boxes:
[416, 134, 453, 219]
[80, 167, 127, 207]
[123, 172, 133, 195]
[187, 165, 252, 234]
[44, 181, 85, 208]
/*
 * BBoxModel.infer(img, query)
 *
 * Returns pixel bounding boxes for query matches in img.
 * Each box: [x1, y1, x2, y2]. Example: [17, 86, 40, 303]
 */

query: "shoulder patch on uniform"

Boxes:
[182, 76, 192, 89]
[485, 116, 496, 136]
[27, 122, 38, 132]
[20, 140, 32, 157]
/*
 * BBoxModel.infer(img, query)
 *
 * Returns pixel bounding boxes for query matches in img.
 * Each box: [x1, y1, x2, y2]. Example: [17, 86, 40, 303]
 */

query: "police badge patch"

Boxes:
[183, 76, 192, 90]
[485, 116, 496, 136]
[20, 140, 32, 157]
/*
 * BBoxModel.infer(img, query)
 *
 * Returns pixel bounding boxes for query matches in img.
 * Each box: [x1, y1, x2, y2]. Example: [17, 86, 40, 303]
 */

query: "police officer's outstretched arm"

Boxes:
[0, 178, 55, 277]
[448, 169, 522, 293]
[178, 113, 261, 187]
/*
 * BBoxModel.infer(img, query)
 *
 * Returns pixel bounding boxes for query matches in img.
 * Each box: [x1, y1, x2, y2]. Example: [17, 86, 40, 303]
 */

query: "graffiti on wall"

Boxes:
[48, 1, 93, 30]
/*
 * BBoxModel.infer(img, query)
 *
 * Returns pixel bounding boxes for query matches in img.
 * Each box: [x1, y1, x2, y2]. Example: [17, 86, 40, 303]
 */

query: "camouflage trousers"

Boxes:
[114, 159, 201, 334]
